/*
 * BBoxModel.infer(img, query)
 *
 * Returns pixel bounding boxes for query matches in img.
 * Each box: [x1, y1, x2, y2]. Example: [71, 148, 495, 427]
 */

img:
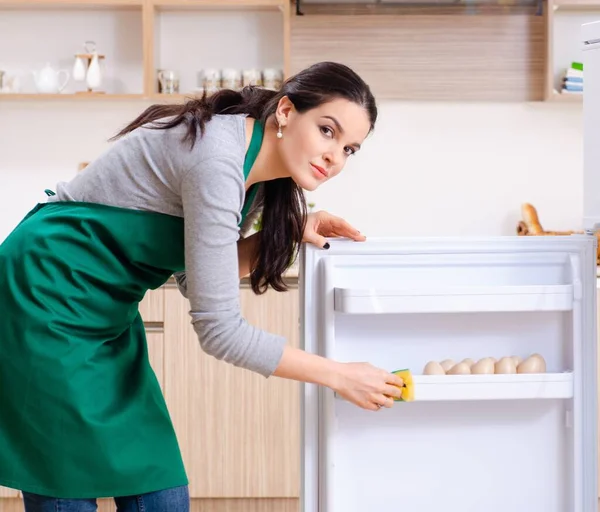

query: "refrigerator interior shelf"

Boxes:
[335, 372, 574, 402]
[334, 284, 575, 314]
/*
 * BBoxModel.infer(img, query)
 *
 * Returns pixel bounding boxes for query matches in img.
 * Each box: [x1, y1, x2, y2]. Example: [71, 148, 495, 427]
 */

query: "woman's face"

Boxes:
[275, 97, 372, 192]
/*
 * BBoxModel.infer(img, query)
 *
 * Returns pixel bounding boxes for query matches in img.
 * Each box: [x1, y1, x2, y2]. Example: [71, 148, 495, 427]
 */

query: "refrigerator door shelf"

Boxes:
[334, 284, 575, 314]
[334, 372, 574, 402]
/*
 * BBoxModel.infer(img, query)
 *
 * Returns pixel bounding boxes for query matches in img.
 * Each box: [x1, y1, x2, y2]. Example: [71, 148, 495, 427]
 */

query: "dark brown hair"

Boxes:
[111, 61, 377, 294]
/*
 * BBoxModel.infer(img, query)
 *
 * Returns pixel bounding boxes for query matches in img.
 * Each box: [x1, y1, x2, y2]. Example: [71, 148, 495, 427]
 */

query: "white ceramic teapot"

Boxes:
[32, 63, 70, 93]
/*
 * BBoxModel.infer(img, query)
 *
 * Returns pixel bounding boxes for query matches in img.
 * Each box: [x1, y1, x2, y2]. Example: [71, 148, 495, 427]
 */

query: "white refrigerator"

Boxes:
[583, 20, 600, 230]
[298, 35, 600, 507]
[299, 238, 598, 511]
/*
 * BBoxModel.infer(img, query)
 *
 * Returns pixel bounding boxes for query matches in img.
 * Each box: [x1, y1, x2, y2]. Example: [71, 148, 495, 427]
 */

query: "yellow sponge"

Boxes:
[391, 369, 414, 402]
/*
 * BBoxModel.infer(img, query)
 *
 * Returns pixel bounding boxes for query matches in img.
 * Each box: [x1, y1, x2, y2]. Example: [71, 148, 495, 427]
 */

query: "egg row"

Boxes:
[422, 354, 547, 375]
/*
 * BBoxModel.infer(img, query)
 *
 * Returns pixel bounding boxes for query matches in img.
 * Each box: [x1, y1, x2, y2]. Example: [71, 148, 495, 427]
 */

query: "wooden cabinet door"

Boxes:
[164, 283, 300, 498]
[147, 330, 165, 394]
[0, 486, 19, 498]
[139, 288, 165, 325]
[139, 288, 165, 393]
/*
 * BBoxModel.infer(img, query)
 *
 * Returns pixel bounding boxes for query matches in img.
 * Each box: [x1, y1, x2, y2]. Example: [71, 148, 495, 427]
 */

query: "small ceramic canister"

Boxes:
[221, 68, 242, 91]
[263, 68, 283, 90]
[242, 69, 262, 87]
[200, 68, 221, 94]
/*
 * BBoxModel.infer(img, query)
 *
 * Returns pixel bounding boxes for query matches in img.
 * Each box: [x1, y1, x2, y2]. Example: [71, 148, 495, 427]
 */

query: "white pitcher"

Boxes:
[32, 63, 70, 93]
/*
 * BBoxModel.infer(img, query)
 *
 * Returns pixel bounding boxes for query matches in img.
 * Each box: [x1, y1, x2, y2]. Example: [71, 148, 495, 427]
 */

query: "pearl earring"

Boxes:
[277, 124, 283, 139]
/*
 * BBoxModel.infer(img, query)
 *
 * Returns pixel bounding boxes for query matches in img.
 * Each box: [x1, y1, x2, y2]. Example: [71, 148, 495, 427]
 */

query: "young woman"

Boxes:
[0, 61, 404, 511]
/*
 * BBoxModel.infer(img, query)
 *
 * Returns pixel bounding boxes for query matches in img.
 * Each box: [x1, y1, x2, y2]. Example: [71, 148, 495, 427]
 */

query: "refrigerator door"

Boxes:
[299, 236, 597, 512]
[583, 20, 600, 230]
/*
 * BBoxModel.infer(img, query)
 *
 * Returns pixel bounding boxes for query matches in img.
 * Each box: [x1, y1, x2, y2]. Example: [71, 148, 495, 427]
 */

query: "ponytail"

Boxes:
[110, 87, 278, 149]
[111, 87, 307, 295]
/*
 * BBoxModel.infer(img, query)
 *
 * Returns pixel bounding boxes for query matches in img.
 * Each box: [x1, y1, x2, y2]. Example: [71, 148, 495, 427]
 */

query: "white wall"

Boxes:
[306, 101, 584, 238]
[0, 100, 583, 242]
[0, 100, 151, 240]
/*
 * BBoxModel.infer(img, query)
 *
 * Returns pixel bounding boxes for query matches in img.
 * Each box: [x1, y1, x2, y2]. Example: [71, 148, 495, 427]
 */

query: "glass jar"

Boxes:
[200, 69, 221, 93]
[263, 68, 283, 90]
[221, 68, 242, 91]
[242, 69, 263, 87]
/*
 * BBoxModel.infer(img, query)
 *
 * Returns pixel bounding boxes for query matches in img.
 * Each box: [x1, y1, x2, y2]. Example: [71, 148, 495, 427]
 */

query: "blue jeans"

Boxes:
[22, 485, 190, 512]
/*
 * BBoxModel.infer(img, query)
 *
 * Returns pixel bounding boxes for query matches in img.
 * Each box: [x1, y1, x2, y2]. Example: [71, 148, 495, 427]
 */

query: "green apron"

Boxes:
[0, 119, 263, 499]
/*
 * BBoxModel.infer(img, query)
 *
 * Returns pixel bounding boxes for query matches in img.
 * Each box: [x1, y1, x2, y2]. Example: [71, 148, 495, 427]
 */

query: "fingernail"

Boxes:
[323, 243, 330, 250]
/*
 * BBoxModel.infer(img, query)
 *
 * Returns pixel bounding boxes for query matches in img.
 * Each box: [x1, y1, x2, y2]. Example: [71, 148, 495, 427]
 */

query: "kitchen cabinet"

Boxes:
[0, 500, 23, 512]
[139, 288, 166, 392]
[146, 329, 165, 393]
[291, 13, 545, 102]
[292, 0, 598, 103]
[163, 281, 300, 499]
[0, 488, 18, 499]
[139, 287, 165, 324]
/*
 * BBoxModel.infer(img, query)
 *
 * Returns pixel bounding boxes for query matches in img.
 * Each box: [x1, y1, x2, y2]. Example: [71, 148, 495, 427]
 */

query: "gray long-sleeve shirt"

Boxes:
[48, 113, 286, 378]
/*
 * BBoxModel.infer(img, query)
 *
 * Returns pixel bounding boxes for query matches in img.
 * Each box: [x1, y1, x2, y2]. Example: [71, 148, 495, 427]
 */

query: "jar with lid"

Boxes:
[263, 68, 283, 90]
[199, 69, 221, 94]
[242, 69, 262, 88]
[221, 68, 242, 91]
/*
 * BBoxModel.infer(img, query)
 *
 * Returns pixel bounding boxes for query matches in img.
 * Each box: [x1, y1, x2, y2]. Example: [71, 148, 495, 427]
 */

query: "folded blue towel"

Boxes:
[563, 83, 583, 92]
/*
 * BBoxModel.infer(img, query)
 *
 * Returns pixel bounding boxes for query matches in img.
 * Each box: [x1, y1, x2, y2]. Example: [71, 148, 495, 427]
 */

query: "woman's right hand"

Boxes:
[330, 362, 405, 411]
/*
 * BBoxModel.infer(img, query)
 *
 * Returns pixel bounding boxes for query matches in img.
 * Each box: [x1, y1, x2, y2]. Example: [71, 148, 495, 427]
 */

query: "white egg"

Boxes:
[510, 355, 523, 367]
[517, 354, 546, 374]
[423, 361, 446, 375]
[471, 358, 495, 374]
[447, 362, 471, 375]
[495, 357, 517, 374]
[439, 359, 455, 372]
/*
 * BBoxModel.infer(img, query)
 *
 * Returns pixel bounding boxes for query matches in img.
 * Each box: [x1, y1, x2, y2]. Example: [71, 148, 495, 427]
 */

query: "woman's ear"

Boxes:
[276, 96, 294, 128]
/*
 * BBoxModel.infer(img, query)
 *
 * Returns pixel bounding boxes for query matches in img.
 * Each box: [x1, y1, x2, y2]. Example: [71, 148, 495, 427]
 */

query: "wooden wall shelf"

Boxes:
[0, 0, 290, 97]
[149, 93, 201, 101]
[553, 0, 600, 8]
[550, 90, 583, 101]
[152, 0, 285, 7]
[0, 93, 147, 100]
[0, 0, 595, 102]
[0, 0, 143, 6]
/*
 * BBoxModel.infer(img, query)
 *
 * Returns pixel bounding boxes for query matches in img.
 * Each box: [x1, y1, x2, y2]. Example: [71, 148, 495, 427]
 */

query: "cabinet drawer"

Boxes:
[139, 288, 165, 324]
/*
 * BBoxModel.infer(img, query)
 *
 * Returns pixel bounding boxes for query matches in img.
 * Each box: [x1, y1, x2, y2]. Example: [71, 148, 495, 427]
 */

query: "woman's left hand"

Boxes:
[302, 210, 366, 249]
